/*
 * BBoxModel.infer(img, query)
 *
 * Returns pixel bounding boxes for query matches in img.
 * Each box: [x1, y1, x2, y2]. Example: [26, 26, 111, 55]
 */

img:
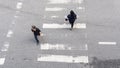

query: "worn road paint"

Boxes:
[43, 23, 86, 29]
[37, 54, 88, 63]
[7, 30, 13, 37]
[16, 2, 23, 9]
[40, 43, 88, 50]
[0, 58, 5, 65]
[48, 0, 70, 4]
[45, 7, 65, 11]
[1, 42, 9, 52]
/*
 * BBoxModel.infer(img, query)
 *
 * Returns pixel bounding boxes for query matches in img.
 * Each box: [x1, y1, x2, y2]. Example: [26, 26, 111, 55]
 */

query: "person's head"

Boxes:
[70, 10, 75, 15]
[32, 25, 36, 29]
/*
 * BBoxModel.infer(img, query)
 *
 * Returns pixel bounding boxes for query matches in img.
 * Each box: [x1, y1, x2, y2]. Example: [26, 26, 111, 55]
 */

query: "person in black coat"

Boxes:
[31, 25, 41, 45]
[66, 10, 77, 30]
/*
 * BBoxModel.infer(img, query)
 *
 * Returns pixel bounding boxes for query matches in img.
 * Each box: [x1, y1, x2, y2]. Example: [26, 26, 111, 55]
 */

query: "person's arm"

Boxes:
[31, 29, 34, 32]
[74, 14, 77, 19]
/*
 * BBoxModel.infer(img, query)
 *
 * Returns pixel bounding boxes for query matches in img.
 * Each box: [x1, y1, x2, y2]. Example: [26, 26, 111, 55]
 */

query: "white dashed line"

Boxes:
[45, 7, 65, 11]
[16, 2, 23, 9]
[43, 23, 86, 29]
[6, 30, 13, 38]
[37, 54, 88, 63]
[0, 58, 5, 65]
[98, 42, 117, 45]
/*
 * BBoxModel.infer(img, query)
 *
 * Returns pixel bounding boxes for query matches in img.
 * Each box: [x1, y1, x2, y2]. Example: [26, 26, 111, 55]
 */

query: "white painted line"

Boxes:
[77, 7, 85, 10]
[40, 43, 72, 50]
[43, 23, 86, 29]
[14, 15, 18, 18]
[45, 7, 65, 11]
[6, 30, 13, 37]
[37, 54, 88, 63]
[48, 0, 70, 4]
[51, 16, 59, 18]
[40, 43, 88, 50]
[75, 0, 84, 4]
[0, 58, 5, 65]
[98, 42, 117, 45]
[85, 44, 88, 50]
[1, 42, 9, 52]
[16, 2, 23, 9]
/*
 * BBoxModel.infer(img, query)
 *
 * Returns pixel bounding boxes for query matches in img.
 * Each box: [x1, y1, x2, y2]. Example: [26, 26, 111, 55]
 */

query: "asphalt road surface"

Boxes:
[0, 0, 120, 68]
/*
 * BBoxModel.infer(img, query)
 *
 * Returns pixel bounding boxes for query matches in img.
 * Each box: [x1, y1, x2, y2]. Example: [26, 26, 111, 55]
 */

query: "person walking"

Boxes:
[31, 25, 41, 45]
[66, 10, 77, 30]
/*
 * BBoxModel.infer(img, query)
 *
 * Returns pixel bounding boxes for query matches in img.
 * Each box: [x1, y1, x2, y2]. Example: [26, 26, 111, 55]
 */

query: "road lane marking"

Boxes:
[40, 43, 71, 50]
[48, 0, 70, 4]
[6, 30, 13, 37]
[51, 16, 59, 18]
[98, 42, 117, 45]
[0, 58, 5, 65]
[37, 54, 88, 63]
[43, 23, 86, 29]
[85, 44, 88, 50]
[1, 42, 9, 52]
[14, 15, 18, 18]
[48, 0, 83, 4]
[77, 7, 85, 10]
[16, 2, 23, 9]
[74, 0, 84, 4]
[45, 7, 65, 11]
[40, 43, 88, 50]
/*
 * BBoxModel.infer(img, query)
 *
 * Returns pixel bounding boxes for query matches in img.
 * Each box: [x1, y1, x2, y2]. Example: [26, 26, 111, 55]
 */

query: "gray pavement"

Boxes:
[0, 0, 120, 68]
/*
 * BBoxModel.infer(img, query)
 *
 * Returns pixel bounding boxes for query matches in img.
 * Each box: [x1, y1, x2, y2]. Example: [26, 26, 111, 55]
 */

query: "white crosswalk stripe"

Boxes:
[98, 42, 117, 45]
[40, 43, 88, 50]
[43, 23, 86, 29]
[37, 54, 88, 63]
[0, 58, 5, 65]
[45, 7, 65, 11]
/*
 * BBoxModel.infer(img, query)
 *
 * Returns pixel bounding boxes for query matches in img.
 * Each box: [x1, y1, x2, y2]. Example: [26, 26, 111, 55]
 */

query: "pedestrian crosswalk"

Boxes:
[0, 0, 119, 67]
[37, 0, 88, 64]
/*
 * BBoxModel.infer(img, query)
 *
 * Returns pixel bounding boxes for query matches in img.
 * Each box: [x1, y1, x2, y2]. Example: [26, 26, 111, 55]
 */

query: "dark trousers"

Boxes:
[34, 34, 39, 44]
[69, 20, 75, 29]
[71, 23, 74, 28]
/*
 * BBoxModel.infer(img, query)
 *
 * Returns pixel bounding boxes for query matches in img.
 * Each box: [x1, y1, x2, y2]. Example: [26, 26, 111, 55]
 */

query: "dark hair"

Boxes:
[70, 10, 75, 15]
[32, 25, 36, 29]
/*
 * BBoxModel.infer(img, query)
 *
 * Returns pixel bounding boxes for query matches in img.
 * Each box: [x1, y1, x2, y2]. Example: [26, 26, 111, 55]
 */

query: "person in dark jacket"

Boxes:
[66, 10, 77, 30]
[31, 25, 41, 45]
